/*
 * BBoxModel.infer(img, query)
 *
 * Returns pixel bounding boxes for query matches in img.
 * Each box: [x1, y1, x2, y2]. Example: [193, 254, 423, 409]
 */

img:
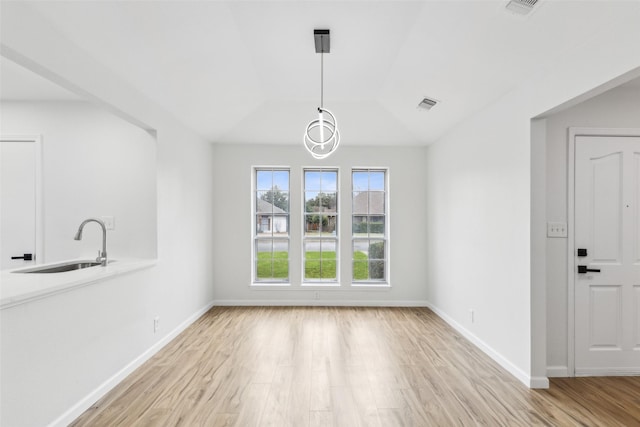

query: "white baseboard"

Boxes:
[426, 302, 549, 389]
[547, 366, 569, 377]
[212, 299, 430, 307]
[529, 376, 550, 388]
[48, 300, 216, 427]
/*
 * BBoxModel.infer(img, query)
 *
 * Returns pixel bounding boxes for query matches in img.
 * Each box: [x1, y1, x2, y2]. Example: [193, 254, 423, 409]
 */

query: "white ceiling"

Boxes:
[2, 1, 639, 146]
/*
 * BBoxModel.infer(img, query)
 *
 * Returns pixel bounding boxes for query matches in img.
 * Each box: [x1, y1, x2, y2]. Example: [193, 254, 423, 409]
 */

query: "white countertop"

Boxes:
[1, 258, 157, 309]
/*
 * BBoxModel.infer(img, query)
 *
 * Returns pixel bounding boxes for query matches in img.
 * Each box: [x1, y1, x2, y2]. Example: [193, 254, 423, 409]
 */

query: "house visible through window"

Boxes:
[352, 169, 387, 282]
[254, 169, 289, 282]
[304, 169, 338, 282]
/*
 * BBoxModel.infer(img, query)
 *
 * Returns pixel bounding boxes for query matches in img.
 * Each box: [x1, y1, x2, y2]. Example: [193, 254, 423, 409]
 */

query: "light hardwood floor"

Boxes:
[71, 307, 640, 426]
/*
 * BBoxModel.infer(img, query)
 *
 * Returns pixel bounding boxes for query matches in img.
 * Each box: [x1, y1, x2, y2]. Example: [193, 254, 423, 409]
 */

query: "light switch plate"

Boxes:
[547, 221, 567, 238]
[101, 216, 115, 230]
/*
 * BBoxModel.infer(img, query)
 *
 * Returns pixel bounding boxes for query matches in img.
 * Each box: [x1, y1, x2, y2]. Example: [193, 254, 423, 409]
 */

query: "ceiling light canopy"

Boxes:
[304, 29, 340, 160]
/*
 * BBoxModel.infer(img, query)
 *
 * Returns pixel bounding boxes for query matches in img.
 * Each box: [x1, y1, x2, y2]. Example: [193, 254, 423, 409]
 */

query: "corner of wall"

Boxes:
[530, 118, 548, 383]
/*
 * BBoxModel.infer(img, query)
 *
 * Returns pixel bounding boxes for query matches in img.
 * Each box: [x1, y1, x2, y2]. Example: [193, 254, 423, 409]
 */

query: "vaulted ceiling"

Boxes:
[1, 1, 637, 146]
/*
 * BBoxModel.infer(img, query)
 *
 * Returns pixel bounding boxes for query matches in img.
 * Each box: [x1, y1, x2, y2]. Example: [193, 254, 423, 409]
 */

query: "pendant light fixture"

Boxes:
[304, 29, 340, 159]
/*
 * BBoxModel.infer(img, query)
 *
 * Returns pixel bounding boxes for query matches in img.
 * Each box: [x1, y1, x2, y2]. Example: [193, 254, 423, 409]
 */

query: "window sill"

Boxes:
[301, 282, 341, 287]
[350, 282, 391, 290]
[249, 282, 391, 290]
[250, 282, 292, 288]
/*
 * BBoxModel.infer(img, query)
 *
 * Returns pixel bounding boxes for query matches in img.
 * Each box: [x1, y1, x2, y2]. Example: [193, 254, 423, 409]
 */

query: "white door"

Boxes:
[574, 134, 640, 375]
[1, 138, 40, 269]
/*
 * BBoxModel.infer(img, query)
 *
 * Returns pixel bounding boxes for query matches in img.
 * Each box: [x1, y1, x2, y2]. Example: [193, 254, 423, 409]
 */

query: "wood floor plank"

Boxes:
[309, 410, 334, 427]
[370, 385, 403, 410]
[329, 386, 362, 427]
[350, 385, 382, 426]
[376, 408, 405, 427]
[310, 370, 332, 411]
[70, 307, 640, 426]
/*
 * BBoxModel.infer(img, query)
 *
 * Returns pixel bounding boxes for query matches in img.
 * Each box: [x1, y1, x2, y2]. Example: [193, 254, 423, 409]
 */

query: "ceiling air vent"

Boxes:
[418, 97, 438, 111]
[505, 0, 539, 15]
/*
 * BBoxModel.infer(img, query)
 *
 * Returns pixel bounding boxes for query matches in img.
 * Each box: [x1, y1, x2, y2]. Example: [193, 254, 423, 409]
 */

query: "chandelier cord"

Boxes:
[320, 46, 324, 110]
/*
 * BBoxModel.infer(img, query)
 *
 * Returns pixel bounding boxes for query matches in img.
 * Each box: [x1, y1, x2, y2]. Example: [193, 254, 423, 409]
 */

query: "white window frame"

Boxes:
[351, 168, 389, 285]
[302, 167, 340, 285]
[252, 167, 291, 285]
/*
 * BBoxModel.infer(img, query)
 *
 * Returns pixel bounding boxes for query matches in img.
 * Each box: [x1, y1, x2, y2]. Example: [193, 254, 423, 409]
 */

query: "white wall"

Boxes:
[1, 4, 215, 426]
[212, 144, 429, 305]
[544, 85, 640, 374]
[426, 89, 534, 384]
[1, 101, 157, 263]
[426, 3, 640, 387]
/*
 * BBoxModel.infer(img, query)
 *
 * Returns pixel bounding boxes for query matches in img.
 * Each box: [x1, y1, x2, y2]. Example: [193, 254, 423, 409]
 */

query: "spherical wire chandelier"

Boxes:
[304, 29, 340, 159]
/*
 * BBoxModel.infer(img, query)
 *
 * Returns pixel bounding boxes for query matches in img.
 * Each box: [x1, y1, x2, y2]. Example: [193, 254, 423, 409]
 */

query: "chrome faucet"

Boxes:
[74, 218, 108, 266]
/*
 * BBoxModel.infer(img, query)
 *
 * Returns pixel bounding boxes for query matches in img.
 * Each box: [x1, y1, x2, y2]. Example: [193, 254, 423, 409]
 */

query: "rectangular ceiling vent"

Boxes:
[418, 97, 438, 111]
[505, 0, 539, 15]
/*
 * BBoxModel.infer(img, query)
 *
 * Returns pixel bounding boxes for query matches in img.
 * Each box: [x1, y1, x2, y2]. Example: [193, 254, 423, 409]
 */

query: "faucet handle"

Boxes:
[96, 250, 107, 266]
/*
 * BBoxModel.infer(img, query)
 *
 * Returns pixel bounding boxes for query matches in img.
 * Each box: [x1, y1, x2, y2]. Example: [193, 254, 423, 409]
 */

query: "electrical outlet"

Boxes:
[153, 316, 160, 333]
[101, 216, 115, 230]
[547, 222, 567, 238]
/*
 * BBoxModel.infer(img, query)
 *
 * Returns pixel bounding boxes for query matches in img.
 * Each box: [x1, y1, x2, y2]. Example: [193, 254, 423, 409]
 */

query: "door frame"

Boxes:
[1, 135, 44, 266]
[567, 127, 640, 376]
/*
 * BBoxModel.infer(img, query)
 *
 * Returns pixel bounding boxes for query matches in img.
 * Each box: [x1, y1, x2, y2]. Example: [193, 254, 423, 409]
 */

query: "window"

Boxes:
[254, 169, 290, 282]
[304, 169, 338, 282]
[352, 169, 387, 283]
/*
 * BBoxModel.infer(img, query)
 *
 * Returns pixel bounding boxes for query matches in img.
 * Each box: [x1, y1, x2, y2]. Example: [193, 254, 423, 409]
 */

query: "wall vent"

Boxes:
[505, 0, 539, 15]
[418, 97, 438, 111]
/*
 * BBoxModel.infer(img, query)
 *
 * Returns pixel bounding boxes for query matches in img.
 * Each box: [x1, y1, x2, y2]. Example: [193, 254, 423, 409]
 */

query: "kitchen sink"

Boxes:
[14, 260, 103, 274]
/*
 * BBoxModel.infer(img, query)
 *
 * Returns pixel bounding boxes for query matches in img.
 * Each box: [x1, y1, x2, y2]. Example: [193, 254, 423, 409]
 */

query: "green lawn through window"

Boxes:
[257, 251, 371, 280]
[304, 251, 337, 280]
[352, 251, 368, 280]
[256, 251, 288, 279]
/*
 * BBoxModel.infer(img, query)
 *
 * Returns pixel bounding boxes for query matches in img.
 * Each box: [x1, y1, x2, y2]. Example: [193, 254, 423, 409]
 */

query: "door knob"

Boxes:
[578, 265, 600, 274]
[11, 253, 33, 261]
